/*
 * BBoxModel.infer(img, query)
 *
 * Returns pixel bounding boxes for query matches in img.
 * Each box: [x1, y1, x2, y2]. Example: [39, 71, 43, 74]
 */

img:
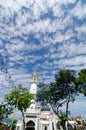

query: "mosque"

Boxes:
[16, 72, 58, 130]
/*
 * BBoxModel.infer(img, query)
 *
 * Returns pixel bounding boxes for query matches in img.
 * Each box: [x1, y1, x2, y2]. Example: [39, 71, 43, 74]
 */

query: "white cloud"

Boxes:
[54, 32, 64, 42]
[58, 0, 77, 4]
[58, 42, 86, 58]
[53, 4, 64, 17]
[33, 19, 51, 33]
[70, 1, 86, 19]
[0, 0, 86, 103]
[64, 29, 74, 40]
[76, 24, 86, 34]
[57, 55, 86, 70]
[32, 2, 42, 19]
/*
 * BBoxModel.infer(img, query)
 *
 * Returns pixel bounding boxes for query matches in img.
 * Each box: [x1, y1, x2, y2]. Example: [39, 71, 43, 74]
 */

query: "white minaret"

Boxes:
[29, 72, 38, 109]
[29, 72, 38, 96]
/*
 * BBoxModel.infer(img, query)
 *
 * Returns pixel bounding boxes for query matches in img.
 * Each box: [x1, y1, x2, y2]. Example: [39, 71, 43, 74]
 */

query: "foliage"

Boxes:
[8, 119, 17, 130]
[76, 120, 81, 125]
[76, 69, 86, 84]
[5, 84, 33, 111]
[0, 119, 17, 130]
[5, 84, 34, 129]
[0, 126, 4, 130]
[37, 69, 78, 130]
[57, 112, 67, 129]
[38, 69, 77, 118]
[0, 102, 12, 121]
[76, 69, 86, 95]
[56, 69, 77, 117]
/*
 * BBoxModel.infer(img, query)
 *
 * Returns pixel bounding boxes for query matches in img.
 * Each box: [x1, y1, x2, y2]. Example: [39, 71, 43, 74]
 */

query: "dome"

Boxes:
[41, 104, 50, 111]
[32, 72, 38, 77]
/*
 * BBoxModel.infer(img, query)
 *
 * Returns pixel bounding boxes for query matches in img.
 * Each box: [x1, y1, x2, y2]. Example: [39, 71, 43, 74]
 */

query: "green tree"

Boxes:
[0, 102, 12, 130]
[55, 69, 77, 117]
[0, 102, 12, 121]
[38, 70, 77, 117]
[37, 69, 77, 130]
[76, 69, 86, 95]
[5, 84, 34, 129]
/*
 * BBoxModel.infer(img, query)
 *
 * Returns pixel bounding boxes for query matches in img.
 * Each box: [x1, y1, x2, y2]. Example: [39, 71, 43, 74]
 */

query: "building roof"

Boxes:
[76, 124, 84, 129]
[40, 113, 54, 120]
[71, 116, 82, 120]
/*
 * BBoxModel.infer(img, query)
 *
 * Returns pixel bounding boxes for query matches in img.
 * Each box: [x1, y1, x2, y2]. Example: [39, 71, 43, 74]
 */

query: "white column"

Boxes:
[49, 120, 52, 130]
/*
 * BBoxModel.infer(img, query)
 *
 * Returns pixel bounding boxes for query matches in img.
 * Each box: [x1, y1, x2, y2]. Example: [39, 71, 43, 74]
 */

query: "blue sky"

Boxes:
[0, 0, 86, 118]
[61, 94, 86, 119]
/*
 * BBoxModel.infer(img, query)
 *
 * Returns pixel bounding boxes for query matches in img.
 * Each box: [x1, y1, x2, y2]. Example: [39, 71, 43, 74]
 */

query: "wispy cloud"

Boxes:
[0, 0, 86, 103]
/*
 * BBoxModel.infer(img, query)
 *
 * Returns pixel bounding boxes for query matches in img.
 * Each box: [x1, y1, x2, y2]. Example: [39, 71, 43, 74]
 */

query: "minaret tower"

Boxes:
[29, 72, 38, 98]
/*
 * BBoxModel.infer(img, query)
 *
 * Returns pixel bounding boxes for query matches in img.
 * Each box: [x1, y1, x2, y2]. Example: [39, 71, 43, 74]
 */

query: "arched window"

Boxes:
[26, 120, 35, 126]
[25, 121, 35, 130]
